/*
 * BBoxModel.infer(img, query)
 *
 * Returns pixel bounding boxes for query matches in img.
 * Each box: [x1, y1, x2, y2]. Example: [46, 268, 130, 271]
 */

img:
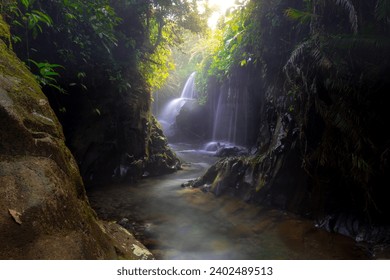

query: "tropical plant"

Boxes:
[283, 0, 390, 219]
[28, 59, 64, 92]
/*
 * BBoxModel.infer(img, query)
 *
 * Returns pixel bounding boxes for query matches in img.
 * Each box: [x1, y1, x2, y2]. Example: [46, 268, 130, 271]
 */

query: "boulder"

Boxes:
[0, 22, 152, 259]
[171, 99, 209, 142]
[145, 117, 181, 176]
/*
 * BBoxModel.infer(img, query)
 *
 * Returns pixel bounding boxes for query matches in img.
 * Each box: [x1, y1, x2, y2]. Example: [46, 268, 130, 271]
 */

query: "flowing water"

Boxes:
[88, 144, 367, 260]
[211, 83, 256, 146]
[158, 72, 197, 136]
[157, 72, 255, 146]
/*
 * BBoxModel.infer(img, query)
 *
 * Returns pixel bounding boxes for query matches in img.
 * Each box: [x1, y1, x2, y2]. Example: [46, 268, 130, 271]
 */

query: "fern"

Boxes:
[284, 8, 314, 24]
[335, 0, 358, 34]
[28, 59, 65, 93]
[284, 40, 310, 70]
[375, 0, 390, 22]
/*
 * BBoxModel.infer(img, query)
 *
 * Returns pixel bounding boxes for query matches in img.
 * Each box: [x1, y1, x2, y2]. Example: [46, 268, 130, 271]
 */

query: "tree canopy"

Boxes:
[0, 0, 208, 95]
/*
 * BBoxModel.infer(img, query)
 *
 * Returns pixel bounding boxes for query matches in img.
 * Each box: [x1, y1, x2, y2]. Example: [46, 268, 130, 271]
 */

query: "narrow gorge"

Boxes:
[1, 0, 390, 260]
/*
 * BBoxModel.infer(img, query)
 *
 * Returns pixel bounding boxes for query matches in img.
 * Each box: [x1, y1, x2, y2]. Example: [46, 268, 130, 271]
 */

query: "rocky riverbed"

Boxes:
[88, 144, 371, 260]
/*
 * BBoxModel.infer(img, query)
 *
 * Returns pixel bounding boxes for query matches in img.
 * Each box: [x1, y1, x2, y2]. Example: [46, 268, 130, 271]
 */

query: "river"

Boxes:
[87, 143, 367, 259]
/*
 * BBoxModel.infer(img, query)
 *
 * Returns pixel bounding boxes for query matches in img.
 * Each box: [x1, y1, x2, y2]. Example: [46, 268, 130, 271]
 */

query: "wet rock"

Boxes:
[215, 146, 247, 157]
[204, 142, 220, 152]
[187, 157, 251, 198]
[181, 180, 195, 188]
[0, 30, 146, 259]
[201, 184, 211, 193]
[316, 213, 390, 245]
[110, 155, 144, 183]
[146, 117, 181, 176]
[64, 81, 180, 185]
[171, 99, 209, 142]
[106, 116, 181, 182]
[188, 104, 311, 210]
[100, 221, 154, 260]
[118, 218, 131, 228]
[203, 141, 249, 158]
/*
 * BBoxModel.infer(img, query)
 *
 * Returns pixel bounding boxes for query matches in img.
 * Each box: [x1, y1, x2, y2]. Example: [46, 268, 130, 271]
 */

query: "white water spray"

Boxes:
[158, 72, 197, 135]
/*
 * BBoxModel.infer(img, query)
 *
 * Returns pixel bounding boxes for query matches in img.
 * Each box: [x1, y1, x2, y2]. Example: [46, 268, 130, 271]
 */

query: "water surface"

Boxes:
[88, 144, 366, 259]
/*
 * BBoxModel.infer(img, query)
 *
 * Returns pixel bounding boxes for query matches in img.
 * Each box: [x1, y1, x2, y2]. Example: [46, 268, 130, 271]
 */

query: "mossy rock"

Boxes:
[0, 21, 152, 259]
[145, 116, 180, 176]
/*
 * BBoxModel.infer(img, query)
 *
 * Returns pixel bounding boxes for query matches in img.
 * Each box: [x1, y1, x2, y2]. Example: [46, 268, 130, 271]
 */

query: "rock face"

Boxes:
[58, 73, 181, 186]
[188, 24, 389, 248]
[0, 21, 152, 259]
[146, 116, 181, 176]
[191, 104, 310, 211]
[185, 1, 390, 246]
[173, 99, 210, 143]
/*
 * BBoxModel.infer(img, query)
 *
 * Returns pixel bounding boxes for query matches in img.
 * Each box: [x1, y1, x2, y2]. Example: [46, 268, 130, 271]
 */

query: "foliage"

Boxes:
[28, 59, 64, 92]
[196, 0, 390, 219]
[137, 0, 208, 91]
[1, 0, 53, 40]
[208, 1, 254, 80]
[1, 0, 118, 91]
[285, 0, 313, 24]
[283, 0, 390, 218]
[1, 0, 207, 99]
[139, 39, 174, 91]
[375, 0, 390, 22]
[154, 30, 205, 104]
[193, 29, 222, 98]
[335, 0, 358, 34]
[194, 0, 261, 100]
[0, 0, 63, 90]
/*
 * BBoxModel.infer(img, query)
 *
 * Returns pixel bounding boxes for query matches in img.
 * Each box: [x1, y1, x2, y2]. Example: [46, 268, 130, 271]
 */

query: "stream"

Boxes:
[88, 143, 367, 259]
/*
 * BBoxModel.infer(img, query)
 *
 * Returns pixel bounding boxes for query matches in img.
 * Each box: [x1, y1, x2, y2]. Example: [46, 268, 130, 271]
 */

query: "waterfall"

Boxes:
[211, 86, 240, 144]
[158, 71, 254, 148]
[208, 82, 251, 149]
[158, 72, 197, 136]
[211, 87, 224, 141]
[180, 72, 196, 99]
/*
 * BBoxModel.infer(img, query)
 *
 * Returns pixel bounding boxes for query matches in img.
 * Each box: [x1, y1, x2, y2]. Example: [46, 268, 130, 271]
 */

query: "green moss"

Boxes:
[0, 18, 77, 180]
[0, 17, 42, 96]
[0, 42, 42, 95]
[255, 177, 266, 192]
[0, 15, 11, 47]
[0, 20, 64, 145]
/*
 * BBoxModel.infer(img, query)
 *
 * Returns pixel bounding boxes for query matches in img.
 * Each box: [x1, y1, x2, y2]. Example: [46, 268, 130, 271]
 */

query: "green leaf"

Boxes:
[94, 108, 101, 116]
[42, 71, 60, 77]
[12, 20, 24, 28]
[65, 13, 76, 20]
[237, 33, 243, 44]
[21, 0, 30, 9]
[31, 10, 53, 25]
[284, 8, 313, 24]
[77, 72, 86, 79]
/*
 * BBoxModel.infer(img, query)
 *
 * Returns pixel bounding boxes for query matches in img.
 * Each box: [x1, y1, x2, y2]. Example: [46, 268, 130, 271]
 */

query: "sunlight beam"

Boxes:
[201, 0, 237, 29]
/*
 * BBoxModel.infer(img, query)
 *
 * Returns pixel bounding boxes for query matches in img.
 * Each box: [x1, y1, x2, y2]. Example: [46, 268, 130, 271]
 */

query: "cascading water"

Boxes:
[180, 72, 197, 99]
[158, 72, 197, 136]
[205, 82, 251, 152]
[158, 72, 254, 151]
